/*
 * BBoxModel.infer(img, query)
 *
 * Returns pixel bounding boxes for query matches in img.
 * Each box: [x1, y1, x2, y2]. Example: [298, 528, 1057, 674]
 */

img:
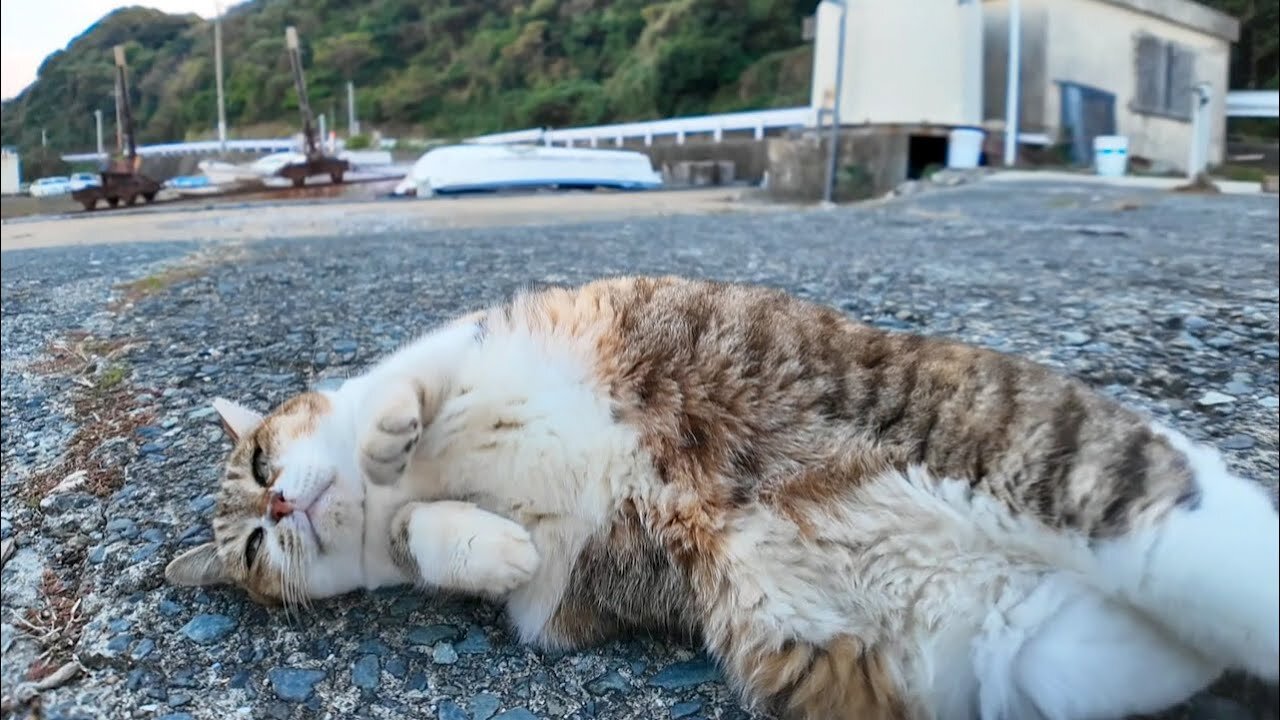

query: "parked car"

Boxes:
[28, 176, 72, 197]
[69, 172, 101, 191]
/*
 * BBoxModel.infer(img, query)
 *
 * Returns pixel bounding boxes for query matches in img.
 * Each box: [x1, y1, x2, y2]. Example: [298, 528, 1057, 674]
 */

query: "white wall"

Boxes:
[810, 0, 984, 127]
[1, 152, 20, 195]
[1044, 0, 1232, 169]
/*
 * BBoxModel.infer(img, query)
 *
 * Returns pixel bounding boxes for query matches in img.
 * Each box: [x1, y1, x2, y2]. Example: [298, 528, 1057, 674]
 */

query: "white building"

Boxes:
[806, 0, 1239, 172]
[1, 147, 20, 195]
[983, 0, 1238, 171]
[809, 0, 985, 128]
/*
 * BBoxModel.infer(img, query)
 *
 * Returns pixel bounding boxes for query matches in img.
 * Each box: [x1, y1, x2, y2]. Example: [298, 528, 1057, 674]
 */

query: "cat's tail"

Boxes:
[1094, 424, 1279, 682]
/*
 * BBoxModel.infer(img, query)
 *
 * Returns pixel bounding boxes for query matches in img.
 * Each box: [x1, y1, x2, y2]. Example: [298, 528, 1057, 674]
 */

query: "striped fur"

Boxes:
[167, 276, 1279, 720]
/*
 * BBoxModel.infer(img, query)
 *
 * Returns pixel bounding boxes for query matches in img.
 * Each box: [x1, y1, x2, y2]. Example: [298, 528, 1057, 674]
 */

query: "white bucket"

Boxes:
[1093, 135, 1129, 177]
[947, 127, 985, 169]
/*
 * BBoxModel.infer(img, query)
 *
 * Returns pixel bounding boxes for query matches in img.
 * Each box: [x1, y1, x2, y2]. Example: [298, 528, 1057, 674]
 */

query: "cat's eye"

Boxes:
[250, 442, 270, 487]
[244, 527, 264, 570]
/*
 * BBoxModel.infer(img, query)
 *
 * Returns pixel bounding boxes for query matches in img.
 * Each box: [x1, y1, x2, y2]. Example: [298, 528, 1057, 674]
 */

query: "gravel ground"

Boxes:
[2, 179, 1277, 720]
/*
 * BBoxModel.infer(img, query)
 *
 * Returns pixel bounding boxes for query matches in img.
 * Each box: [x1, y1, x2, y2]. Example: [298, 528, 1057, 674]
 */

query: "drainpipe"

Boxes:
[1187, 83, 1212, 179]
[1003, 0, 1021, 166]
[822, 0, 848, 205]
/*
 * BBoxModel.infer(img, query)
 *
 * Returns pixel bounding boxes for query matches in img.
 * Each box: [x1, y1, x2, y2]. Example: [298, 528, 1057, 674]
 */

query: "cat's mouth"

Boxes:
[292, 480, 334, 553]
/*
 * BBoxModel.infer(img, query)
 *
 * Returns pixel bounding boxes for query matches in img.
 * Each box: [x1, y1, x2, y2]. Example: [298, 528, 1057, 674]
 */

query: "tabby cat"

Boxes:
[166, 276, 1279, 720]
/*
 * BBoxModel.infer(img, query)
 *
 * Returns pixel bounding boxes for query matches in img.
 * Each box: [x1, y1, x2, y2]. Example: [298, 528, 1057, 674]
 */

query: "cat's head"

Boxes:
[164, 392, 367, 607]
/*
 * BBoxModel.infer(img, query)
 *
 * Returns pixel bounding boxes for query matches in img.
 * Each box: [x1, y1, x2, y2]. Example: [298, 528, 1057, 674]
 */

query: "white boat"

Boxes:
[195, 150, 403, 191]
[393, 143, 663, 197]
[197, 159, 266, 185]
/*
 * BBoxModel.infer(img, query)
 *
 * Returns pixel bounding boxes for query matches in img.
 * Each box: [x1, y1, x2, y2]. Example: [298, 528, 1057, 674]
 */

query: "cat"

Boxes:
[165, 275, 1279, 720]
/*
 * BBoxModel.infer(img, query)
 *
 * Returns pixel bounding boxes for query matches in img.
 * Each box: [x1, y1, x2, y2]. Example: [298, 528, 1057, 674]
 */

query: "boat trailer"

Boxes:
[72, 46, 163, 211]
[277, 26, 349, 187]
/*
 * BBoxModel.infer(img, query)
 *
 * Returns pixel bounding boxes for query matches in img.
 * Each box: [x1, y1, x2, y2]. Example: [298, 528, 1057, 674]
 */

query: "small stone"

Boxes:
[158, 600, 182, 617]
[333, 340, 359, 353]
[187, 406, 216, 420]
[180, 614, 236, 644]
[157, 714, 195, 720]
[352, 653, 380, 689]
[456, 625, 490, 654]
[1257, 396, 1278, 410]
[107, 633, 134, 654]
[586, 670, 629, 695]
[432, 642, 459, 665]
[268, 667, 326, 702]
[1197, 391, 1236, 406]
[131, 638, 156, 661]
[671, 700, 702, 718]
[470, 692, 501, 719]
[1222, 380, 1251, 396]
[404, 671, 428, 692]
[1220, 434, 1256, 451]
[384, 654, 408, 678]
[650, 658, 720, 690]
[105, 518, 138, 538]
[408, 624, 460, 646]
[169, 692, 192, 707]
[1059, 331, 1090, 346]
[1171, 332, 1206, 351]
[130, 543, 161, 563]
[1205, 333, 1237, 350]
[189, 495, 217, 514]
[438, 700, 468, 720]
[357, 639, 390, 656]
[492, 711, 537, 720]
[1183, 315, 1211, 333]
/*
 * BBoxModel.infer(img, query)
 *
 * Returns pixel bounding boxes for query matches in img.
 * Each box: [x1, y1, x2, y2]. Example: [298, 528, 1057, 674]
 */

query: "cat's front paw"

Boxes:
[359, 383, 424, 486]
[459, 521, 541, 597]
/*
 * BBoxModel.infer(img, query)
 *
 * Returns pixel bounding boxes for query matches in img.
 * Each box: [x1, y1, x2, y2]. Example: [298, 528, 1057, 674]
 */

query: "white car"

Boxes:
[69, 172, 101, 191]
[29, 176, 72, 197]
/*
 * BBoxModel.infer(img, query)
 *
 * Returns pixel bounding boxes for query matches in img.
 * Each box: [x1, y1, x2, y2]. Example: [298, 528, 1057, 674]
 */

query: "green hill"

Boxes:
[1, 0, 1270, 179]
[0, 0, 815, 176]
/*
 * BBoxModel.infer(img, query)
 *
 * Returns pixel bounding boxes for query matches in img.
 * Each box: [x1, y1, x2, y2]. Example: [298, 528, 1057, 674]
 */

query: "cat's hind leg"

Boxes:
[1093, 425, 1279, 682]
[975, 576, 1221, 720]
[689, 508, 923, 720]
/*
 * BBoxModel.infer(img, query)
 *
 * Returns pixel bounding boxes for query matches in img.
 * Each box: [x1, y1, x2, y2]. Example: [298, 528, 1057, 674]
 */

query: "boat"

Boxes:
[393, 143, 663, 197]
[191, 149, 403, 192]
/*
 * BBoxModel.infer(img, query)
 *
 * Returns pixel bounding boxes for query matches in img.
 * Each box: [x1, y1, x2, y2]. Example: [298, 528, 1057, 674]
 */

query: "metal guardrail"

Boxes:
[62, 138, 299, 162]
[470, 91, 1277, 148]
[57, 90, 1273, 163]
[1226, 90, 1280, 118]
[467, 106, 817, 147]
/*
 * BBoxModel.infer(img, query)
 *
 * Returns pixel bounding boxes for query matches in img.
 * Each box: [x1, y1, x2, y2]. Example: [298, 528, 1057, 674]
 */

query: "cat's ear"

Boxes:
[211, 397, 264, 442]
[165, 542, 229, 587]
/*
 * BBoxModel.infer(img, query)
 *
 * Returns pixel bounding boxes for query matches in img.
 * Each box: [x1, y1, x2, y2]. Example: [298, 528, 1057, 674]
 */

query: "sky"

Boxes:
[1, 1, 219, 100]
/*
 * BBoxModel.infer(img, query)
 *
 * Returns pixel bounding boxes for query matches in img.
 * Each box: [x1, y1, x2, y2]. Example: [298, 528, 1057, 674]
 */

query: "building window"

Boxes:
[1132, 33, 1196, 121]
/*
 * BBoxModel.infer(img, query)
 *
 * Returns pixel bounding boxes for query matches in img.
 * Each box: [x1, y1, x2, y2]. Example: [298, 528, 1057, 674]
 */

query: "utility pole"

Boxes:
[114, 73, 123, 153]
[347, 81, 359, 136]
[214, 0, 227, 152]
[822, 0, 848, 205]
[94, 109, 104, 156]
[1003, 0, 1021, 166]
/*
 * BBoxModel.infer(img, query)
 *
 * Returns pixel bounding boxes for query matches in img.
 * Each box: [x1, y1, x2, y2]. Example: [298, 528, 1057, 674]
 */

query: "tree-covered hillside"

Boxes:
[0, 0, 1272, 178]
[0, 0, 814, 165]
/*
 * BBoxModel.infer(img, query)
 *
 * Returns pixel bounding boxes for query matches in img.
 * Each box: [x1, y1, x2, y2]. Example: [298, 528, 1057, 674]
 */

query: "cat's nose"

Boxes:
[268, 491, 294, 522]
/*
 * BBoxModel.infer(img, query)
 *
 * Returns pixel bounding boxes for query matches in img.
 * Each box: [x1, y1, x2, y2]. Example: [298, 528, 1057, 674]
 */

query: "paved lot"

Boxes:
[2, 180, 1277, 720]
